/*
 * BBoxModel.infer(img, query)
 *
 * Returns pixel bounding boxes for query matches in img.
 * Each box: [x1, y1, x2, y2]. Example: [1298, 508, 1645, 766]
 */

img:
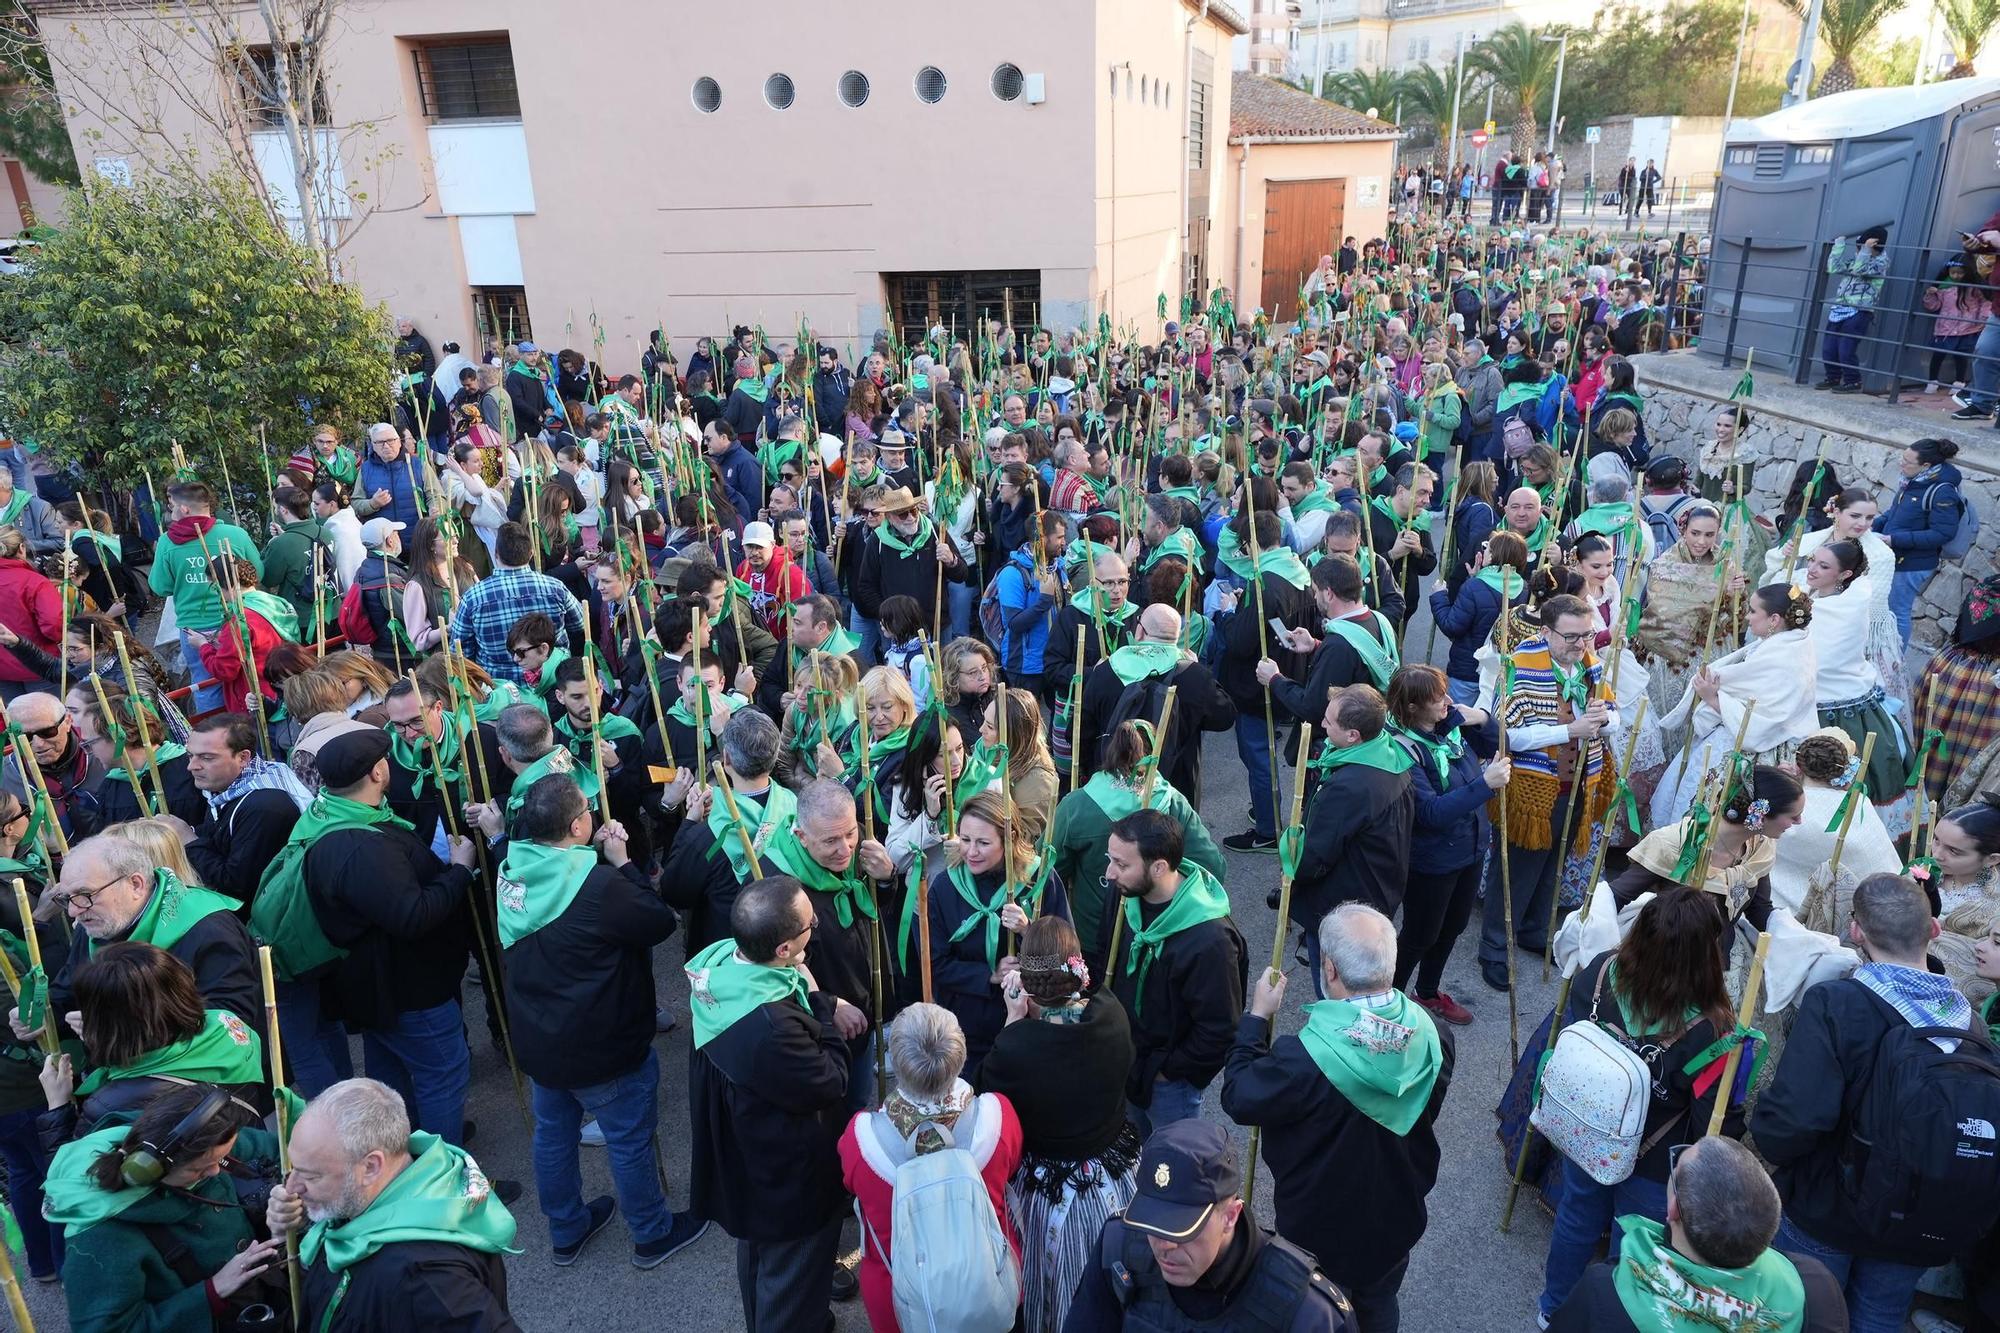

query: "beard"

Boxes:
[305, 1176, 372, 1224]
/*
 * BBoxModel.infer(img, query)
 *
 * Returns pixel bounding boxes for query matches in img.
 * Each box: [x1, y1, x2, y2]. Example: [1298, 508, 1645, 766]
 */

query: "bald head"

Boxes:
[1138, 604, 1183, 644]
[1094, 553, 1130, 611]
[1504, 487, 1544, 530]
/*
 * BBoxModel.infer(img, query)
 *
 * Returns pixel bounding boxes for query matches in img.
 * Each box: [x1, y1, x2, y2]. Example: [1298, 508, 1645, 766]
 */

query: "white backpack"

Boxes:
[1531, 964, 1676, 1185]
[856, 1102, 1021, 1333]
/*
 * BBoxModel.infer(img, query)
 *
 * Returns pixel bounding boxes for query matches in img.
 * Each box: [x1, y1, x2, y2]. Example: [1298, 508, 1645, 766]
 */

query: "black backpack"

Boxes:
[1838, 986, 2000, 1265]
[294, 534, 343, 635]
[1101, 667, 1184, 790]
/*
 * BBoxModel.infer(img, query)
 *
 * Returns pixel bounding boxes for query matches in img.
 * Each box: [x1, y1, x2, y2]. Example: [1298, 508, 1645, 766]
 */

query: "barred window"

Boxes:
[414, 39, 521, 122]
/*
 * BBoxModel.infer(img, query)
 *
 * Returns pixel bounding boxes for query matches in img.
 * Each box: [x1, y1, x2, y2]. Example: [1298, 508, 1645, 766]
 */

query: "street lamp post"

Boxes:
[1542, 31, 1569, 155]
[1446, 30, 1467, 182]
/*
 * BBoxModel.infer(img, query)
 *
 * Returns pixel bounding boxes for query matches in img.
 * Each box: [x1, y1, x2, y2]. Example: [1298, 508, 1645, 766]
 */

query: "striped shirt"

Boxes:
[450, 566, 586, 684]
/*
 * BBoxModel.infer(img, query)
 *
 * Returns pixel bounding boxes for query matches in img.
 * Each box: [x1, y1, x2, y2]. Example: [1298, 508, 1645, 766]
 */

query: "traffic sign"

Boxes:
[1470, 130, 1489, 147]
[1484, 119, 1496, 135]
[1584, 125, 1602, 144]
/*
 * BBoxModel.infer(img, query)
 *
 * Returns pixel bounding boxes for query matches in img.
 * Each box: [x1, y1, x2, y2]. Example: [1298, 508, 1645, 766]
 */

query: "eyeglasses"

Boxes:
[507, 645, 541, 660]
[23, 719, 67, 742]
[389, 715, 430, 734]
[53, 874, 128, 912]
[1548, 628, 1595, 645]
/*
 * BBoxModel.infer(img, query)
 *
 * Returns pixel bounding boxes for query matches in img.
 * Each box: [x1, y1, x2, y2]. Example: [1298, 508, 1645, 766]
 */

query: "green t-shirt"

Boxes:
[147, 522, 263, 631]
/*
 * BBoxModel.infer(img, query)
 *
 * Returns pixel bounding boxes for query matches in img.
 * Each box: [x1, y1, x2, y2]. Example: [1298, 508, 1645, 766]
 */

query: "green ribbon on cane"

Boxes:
[1276, 826, 1306, 884]
[1906, 730, 1948, 790]
[1669, 802, 1716, 882]
[1823, 774, 1871, 834]
[1613, 779, 1643, 837]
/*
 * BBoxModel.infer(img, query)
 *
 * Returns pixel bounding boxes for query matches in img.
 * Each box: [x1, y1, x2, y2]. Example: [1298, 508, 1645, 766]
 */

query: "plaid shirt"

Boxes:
[450, 566, 585, 684]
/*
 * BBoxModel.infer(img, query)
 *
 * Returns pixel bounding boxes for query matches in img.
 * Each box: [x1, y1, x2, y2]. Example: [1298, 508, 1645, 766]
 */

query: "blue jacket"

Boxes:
[1445, 498, 1496, 597]
[1397, 708, 1498, 875]
[1879, 463, 1964, 574]
[358, 451, 426, 533]
[995, 548, 1055, 675]
[709, 442, 765, 519]
[1430, 573, 1521, 682]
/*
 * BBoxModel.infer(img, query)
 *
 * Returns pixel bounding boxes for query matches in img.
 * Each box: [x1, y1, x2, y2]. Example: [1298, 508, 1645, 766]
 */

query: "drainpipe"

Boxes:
[1181, 0, 1209, 299]
[1234, 142, 1250, 315]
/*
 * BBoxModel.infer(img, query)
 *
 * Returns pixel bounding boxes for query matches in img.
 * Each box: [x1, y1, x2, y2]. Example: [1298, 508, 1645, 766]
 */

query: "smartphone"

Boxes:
[1268, 617, 1290, 640]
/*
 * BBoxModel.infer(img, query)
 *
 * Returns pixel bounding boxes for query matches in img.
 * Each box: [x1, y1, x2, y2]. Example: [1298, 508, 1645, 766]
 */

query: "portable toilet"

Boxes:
[1703, 79, 2000, 387]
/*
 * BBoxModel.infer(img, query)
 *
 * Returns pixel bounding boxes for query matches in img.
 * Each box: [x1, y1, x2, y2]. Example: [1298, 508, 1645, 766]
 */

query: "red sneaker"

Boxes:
[1417, 991, 1473, 1026]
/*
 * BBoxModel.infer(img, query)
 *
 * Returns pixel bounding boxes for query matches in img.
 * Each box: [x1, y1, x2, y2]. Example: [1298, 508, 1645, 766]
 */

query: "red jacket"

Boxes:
[0, 556, 62, 685]
[197, 607, 284, 712]
[736, 547, 809, 636]
[838, 1092, 1023, 1333]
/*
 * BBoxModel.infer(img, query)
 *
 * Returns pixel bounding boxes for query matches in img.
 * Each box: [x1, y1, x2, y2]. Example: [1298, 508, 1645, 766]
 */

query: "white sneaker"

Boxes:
[1925, 380, 1940, 394]
[1910, 1311, 1963, 1333]
[579, 1120, 606, 1147]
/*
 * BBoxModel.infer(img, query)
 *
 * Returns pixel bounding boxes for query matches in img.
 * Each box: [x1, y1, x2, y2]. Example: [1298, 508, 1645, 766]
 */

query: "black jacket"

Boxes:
[305, 823, 471, 1032]
[1075, 656, 1235, 794]
[977, 993, 1134, 1162]
[656, 812, 744, 955]
[1551, 1248, 1849, 1333]
[52, 895, 263, 1038]
[854, 528, 967, 622]
[688, 992, 849, 1241]
[1269, 612, 1389, 738]
[1046, 603, 1136, 722]
[303, 1235, 517, 1332]
[501, 859, 676, 1089]
[1291, 762, 1413, 924]
[1222, 1014, 1453, 1287]
[95, 751, 208, 832]
[187, 789, 301, 906]
[1216, 571, 1314, 710]
[1397, 709, 1499, 875]
[387, 722, 505, 850]
[1104, 901, 1246, 1106]
[1064, 1220, 1357, 1333]
[1365, 504, 1436, 627]
[928, 865, 1072, 1075]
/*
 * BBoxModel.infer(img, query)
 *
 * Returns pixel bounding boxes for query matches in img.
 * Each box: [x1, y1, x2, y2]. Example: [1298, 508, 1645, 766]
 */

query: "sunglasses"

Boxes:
[507, 645, 543, 660]
[23, 720, 66, 741]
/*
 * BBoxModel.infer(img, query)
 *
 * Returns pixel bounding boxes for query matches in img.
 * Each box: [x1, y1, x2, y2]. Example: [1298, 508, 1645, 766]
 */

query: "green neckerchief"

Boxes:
[497, 842, 599, 947]
[875, 514, 937, 557]
[956, 739, 1005, 806]
[553, 709, 642, 767]
[76, 1008, 262, 1096]
[666, 685, 748, 733]
[1388, 720, 1463, 786]
[505, 746, 601, 819]
[1607, 960, 1701, 1038]
[318, 446, 359, 487]
[1551, 658, 1591, 711]
[705, 781, 798, 883]
[1497, 380, 1544, 414]
[1573, 501, 1641, 542]
[42, 1123, 152, 1235]
[1160, 485, 1205, 508]
[946, 853, 1057, 972]
[764, 837, 877, 929]
[1307, 731, 1415, 780]
[0, 491, 30, 527]
[1120, 863, 1230, 1014]
[1475, 566, 1525, 599]
[238, 589, 299, 644]
[104, 739, 186, 784]
[686, 936, 812, 1048]
[1985, 992, 2000, 1046]
[387, 710, 464, 799]
[100, 870, 238, 956]
[733, 375, 769, 403]
[1107, 641, 1180, 686]
[1370, 493, 1434, 535]
[1067, 587, 1140, 625]
[1610, 1215, 1805, 1333]
[1064, 538, 1119, 570]
[1289, 484, 1339, 520]
[470, 680, 524, 725]
[1323, 611, 1400, 690]
[1514, 517, 1552, 553]
[66, 528, 123, 564]
[1217, 526, 1313, 591]
[250, 790, 408, 981]
[300, 1133, 518, 1274]
[1296, 991, 1443, 1133]
[1081, 769, 1176, 824]
[1139, 526, 1205, 575]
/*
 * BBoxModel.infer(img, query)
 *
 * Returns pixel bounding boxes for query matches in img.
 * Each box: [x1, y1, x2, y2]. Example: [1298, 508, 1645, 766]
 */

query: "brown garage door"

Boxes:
[1260, 178, 1345, 323]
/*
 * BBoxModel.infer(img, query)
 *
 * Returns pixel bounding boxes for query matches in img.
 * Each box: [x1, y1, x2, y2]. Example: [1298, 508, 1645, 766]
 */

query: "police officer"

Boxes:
[1063, 1120, 1357, 1331]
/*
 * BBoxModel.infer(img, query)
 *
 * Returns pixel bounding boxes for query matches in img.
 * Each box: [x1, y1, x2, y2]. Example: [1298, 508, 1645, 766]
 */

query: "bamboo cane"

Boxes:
[12, 881, 55, 1057]
[1673, 557, 1738, 791]
[0, 1223, 35, 1332]
[1102, 686, 1178, 990]
[691, 609, 709, 783]
[1068, 634, 1086, 795]
[1704, 931, 1771, 1137]
[1497, 604, 1520, 1067]
[1542, 666, 1604, 982]
[1690, 701, 1762, 889]
[710, 761, 762, 876]
[1826, 731, 1880, 885]
[582, 654, 611, 804]
[312, 544, 327, 658]
[1243, 724, 1316, 1214]
[0, 700, 67, 861]
[87, 670, 151, 817]
[1908, 674, 1941, 860]
[257, 947, 304, 1328]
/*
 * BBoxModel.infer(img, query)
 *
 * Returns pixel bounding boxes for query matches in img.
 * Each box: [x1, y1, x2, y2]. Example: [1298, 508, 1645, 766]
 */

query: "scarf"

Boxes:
[0, 490, 30, 527]
[99, 870, 239, 956]
[318, 446, 359, 487]
[1371, 494, 1434, 536]
[1107, 641, 1180, 686]
[1296, 992, 1443, 1133]
[553, 709, 642, 767]
[76, 1008, 262, 1096]
[875, 514, 936, 557]
[1323, 611, 1400, 690]
[386, 711, 465, 799]
[66, 528, 123, 564]
[733, 375, 769, 403]
[204, 755, 310, 819]
[42, 1124, 156, 1235]
[236, 589, 299, 644]
[1611, 1216, 1805, 1333]
[764, 836, 877, 930]
[300, 1133, 518, 1273]
[250, 790, 408, 980]
[1492, 641, 1611, 853]
[164, 514, 216, 546]
[1215, 527, 1312, 589]
[1389, 720, 1463, 786]
[1475, 566, 1525, 600]
[1573, 500, 1642, 544]
[1855, 962, 1973, 1044]
[1288, 485, 1339, 521]
[1139, 526, 1205, 574]
[1307, 730, 1415, 781]
[945, 855, 1057, 973]
[505, 746, 601, 819]
[705, 781, 797, 883]
[1119, 864, 1230, 1014]
[667, 687, 749, 733]
[685, 937, 811, 1048]
[1067, 587, 1140, 626]
[497, 842, 598, 947]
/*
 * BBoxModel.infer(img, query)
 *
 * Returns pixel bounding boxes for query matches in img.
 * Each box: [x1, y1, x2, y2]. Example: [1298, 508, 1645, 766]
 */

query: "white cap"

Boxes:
[741, 521, 775, 549]
[359, 517, 405, 548]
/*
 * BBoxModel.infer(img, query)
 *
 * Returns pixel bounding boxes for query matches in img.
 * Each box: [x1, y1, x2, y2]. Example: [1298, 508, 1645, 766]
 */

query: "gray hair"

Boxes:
[304, 1077, 410, 1165]
[984, 427, 1010, 451]
[1589, 474, 1631, 504]
[67, 831, 152, 883]
[9, 691, 61, 730]
[495, 703, 554, 764]
[1317, 902, 1397, 994]
[367, 421, 397, 442]
[795, 779, 855, 832]
[888, 1003, 966, 1102]
[721, 708, 780, 778]
[1672, 1137, 1780, 1269]
[1852, 872, 1934, 959]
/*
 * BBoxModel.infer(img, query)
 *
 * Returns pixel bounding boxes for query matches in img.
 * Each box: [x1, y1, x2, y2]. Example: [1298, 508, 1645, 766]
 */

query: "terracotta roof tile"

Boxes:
[1228, 74, 1402, 143]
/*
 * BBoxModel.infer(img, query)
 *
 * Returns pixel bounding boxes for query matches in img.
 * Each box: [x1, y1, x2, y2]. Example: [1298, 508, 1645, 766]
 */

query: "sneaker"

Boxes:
[831, 1248, 861, 1301]
[1811, 379, 1840, 390]
[1951, 405, 1991, 420]
[1925, 380, 1940, 395]
[1223, 830, 1279, 853]
[655, 1007, 677, 1034]
[553, 1195, 617, 1266]
[1537, 1313, 1551, 1331]
[494, 1178, 524, 1206]
[1953, 386, 1972, 406]
[579, 1119, 606, 1147]
[1831, 382, 1861, 394]
[633, 1214, 709, 1270]
[1417, 991, 1474, 1026]
[1480, 959, 1512, 993]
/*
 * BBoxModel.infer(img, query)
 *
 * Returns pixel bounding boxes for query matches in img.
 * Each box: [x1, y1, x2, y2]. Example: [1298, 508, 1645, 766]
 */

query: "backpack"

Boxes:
[1641, 495, 1693, 554]
[1531, 964, 1681, 1185]
[977, 568, 1012, 647]
[1101, 667, 1184, 788]
[1836, 986, 2000, 1265]
[1500, 413, 1537, 461]
[1922, 481, 1982, 562]
[337, 580, 381, 647]
[855, 1107, 1020, 1333]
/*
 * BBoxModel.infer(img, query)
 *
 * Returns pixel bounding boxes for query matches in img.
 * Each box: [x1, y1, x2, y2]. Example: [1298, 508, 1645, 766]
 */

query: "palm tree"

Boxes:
[1782, 0, 1908, 93]
[1321, 67, 1404, 122]
[1941, 0, 2000, 76]
[1468, 22, 1563, 155]
[1398, 63, 1469, 170]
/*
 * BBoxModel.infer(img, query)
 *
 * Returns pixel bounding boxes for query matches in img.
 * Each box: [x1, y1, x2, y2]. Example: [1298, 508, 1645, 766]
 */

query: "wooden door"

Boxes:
[1260, 178, 1345, 322]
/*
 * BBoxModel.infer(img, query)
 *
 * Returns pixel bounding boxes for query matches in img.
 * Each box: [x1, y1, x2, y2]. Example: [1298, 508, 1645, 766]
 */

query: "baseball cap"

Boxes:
[359, 517, 405, 549]
[742, 521, 775, 549]
[1125, 1121, 1241, 1240]
[516, 341, 539, 355]
[316, 729, 393, 791]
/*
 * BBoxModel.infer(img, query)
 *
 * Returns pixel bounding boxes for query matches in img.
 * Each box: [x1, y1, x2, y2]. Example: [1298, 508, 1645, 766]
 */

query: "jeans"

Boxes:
[0, 1104, 62, 1278]
[362, 999, 471, 1146]
[1930, 331, 1977, 384]
[276, 977, 353, 1097]
[846, 1034, 877, 1114]
[1888, 567, 1931, 646]
[532, 1049, 674, 1247]
[1821, 309, 1872, 386]
[1342, 1256, 1410, 1333]
[736, 1216, 843, 1333]
[1480, 784, 1578, 968]
[1446, 676, 1481, 707]
[180, 627, 224, 713]
[1397, 860, 1483, 998]
[946, 580, 975, 642]
[1132, 1077, 1204, 1136]
[847, 606, 881, 669]
[1774, 1213, 1926, 1333]
[1968, 310, 2000, 409]
[1235, 712, 1279, 837]
[1539, 1157, 1670, 1319]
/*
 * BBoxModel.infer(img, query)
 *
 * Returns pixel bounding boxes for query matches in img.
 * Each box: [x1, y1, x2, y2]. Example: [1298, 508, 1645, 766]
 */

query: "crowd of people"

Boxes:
[0, 202, 1994, 1333]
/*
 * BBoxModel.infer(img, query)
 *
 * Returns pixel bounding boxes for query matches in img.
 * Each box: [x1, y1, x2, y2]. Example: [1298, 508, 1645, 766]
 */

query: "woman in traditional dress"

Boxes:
[1768, 730, 1902, 917]
[1800, 539, 1909, 815]
[1653, 584, 1819, 827]
[1763, 486, 1901, 704]
[1913, 569, 2000, 806]
[1570, 534, 1660, 774]
[980, 917, 1138, 1333]
[1635, 501, 1750, 723]
[1616, 766, 1805, 944]
[1930, 796, 2000, 1007]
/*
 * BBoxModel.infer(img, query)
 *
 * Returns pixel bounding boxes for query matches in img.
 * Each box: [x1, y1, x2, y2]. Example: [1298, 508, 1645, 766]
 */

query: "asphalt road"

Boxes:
[12, 601, 1571, 1333]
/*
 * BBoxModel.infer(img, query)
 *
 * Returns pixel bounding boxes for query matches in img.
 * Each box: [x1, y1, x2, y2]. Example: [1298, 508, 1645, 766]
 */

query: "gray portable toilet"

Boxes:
[1703, 79, 2000, 387]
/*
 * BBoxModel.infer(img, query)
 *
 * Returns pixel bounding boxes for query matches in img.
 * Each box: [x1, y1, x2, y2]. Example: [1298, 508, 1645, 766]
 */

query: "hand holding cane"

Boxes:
[257, 947, 304, 1328]
[1243, 724, 1315, 1214]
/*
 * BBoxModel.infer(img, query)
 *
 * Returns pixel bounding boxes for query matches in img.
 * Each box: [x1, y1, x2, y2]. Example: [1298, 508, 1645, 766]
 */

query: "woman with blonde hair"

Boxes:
[103, 816, 208, 888]
[813, 665, 916, 829]
[982, 685, 1058, 835]
[776, 649, 860, 787]
[316, 650, 395, 720]
[935, 637, 997, 746]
